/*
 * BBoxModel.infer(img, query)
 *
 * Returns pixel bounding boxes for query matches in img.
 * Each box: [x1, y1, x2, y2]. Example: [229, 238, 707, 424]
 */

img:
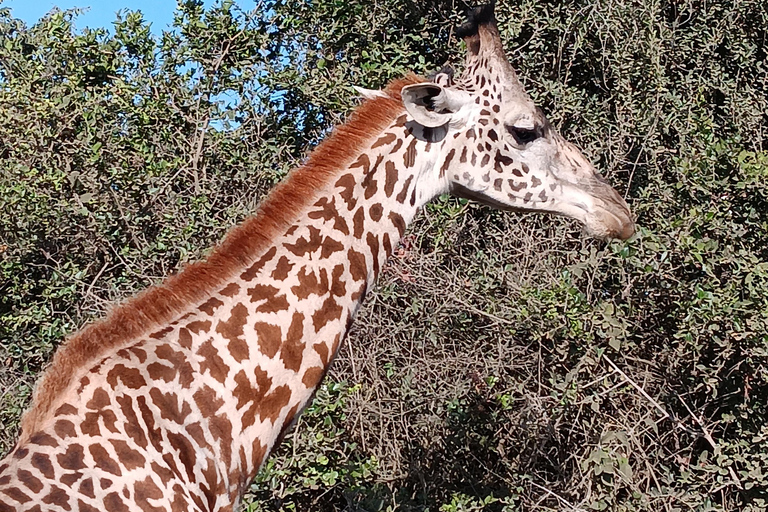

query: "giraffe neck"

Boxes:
[188, 112, 448, 498]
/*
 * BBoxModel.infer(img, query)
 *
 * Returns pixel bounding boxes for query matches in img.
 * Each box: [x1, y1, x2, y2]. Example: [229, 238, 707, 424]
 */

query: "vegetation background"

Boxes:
[1, 0, 767, 510]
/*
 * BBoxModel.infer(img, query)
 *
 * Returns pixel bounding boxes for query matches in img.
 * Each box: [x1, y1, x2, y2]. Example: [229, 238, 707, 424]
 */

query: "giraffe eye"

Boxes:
[506, 125, 539, 145]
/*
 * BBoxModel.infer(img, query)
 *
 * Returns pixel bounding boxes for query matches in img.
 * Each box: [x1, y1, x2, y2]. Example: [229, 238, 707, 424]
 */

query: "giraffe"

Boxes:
[0, 4, 634, 511]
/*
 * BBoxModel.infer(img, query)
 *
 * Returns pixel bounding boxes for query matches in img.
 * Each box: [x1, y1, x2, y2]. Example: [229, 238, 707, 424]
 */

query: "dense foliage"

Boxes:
[1, 0, 767, 510]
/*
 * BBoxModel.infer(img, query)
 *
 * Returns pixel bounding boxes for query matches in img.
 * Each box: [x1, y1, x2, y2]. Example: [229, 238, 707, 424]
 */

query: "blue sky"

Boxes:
[3, 0, 218, 32]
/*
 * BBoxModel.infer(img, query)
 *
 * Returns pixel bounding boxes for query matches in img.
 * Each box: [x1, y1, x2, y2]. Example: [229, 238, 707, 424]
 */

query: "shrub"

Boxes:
[1, 0, 767, 510]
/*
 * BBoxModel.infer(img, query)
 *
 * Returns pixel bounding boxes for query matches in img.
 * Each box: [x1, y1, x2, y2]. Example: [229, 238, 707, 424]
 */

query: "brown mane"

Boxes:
[20, 74, 424, 439]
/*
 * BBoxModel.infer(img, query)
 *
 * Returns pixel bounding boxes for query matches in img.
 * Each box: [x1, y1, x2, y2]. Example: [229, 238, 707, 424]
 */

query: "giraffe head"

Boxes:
[400, 4, 635, 240]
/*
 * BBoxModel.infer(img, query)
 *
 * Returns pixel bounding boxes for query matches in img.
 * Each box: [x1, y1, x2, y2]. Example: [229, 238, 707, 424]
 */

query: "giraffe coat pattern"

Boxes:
[0, 4, 634, 511]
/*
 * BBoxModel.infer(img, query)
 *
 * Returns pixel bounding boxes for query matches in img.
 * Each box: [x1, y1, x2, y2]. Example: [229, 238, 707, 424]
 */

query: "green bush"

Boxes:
[1, 0, 767, 510]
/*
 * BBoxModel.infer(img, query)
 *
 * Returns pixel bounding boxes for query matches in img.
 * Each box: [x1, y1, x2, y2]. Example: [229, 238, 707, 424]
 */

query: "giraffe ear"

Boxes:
[401, 83, 469, 128]
[352, 86, 387, 100]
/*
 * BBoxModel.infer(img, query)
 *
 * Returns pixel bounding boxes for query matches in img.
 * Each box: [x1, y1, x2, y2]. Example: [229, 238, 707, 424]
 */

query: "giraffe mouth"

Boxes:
[581, 185, 636, 240]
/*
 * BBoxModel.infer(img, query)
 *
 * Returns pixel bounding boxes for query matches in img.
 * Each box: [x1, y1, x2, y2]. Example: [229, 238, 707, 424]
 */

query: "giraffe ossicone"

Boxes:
[0, 3, 634, 511]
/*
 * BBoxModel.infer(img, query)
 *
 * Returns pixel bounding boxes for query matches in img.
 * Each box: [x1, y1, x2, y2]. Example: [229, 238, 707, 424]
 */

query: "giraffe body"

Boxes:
[0, 5, 634, 511]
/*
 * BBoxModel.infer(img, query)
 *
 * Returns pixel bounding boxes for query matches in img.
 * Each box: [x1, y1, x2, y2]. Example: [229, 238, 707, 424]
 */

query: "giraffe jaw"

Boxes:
[450, 182, 636, 241]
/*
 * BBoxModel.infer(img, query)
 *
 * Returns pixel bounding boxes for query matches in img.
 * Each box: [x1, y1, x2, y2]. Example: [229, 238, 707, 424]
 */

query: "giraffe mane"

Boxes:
[19, 74, 424, 440]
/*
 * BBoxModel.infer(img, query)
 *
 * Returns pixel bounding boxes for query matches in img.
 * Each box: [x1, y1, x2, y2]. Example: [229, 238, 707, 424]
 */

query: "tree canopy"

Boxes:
[1, 0, 767, 510]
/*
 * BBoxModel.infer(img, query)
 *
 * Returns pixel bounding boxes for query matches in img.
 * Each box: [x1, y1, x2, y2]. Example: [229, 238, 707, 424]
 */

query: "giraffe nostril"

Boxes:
[618, 221, 636, 240]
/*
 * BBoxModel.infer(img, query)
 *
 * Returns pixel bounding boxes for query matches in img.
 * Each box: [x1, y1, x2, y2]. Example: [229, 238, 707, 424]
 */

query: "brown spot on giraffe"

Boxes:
[192, 386, 224, 420]
[334, 173, 357, 210]
[313, 341, 330, 366]
[312, 297, 343, 333]
[330, 264, 347, 297]
[106, 364, 147, 390]
[60, 471, 82, 488]
[78, 377, 93, 395]
[240, 246, 277, 281]
[308, 196, 350, 235]
[292, 267, 329, 300]
[78, 499, 100, 512]
[54, 404, 77, 418]
[216, 302, 250, 362]
[403, 138, 418, 168]
[440, 148, 456, 177]
[150, 388, 192, 425]
[350, 281, 368, 302]
[16, 470, 42, 493]
[109, 440, 145, 471]
[210, 415, 233, 470]
[239, 368, 273, 428]
[78, 478, 95, 499]
[348, 248, 368, 282]
[31, 453, 54, 479]
[383, 233, 392, 256]
[280, 312, 305, 372]
[148, 326, 173, 340]
[185, 320, 212, 334]
[349, 153, 370, 173]
[151, 462, 174, 486]
[200, 461, 222, 511]
[197, 339, 229, 384]
[89, 444, 121, 476]
[247, 284, 289, 313]
[147, 363, 177, 382]
[57, 445, 86, 471]
[271, 256, 294, 280]
[389, 212, 406, 237]
[135, 476, 165, 512]
[390, 137, 403, 154]
[28, 432, 57, 447]
[353, 206, 366, 239]
[116, 395, 148, 449]
[232, 370, 255, 410]
[284, 226, 323, 257]
[253, 321, 282, 358]
[320, 235, 345, 258]
[155, 344, 195, 388]
[384, 161, 399, 197]
[371, 132, 396, 149]
[2, 487, 31, 505]
[178, 327, 193, 349]
[369, 202, 384, 222]
[219, 282, 240, 297]
[303, 366, 325, 388]
[259, 385, 292, 424]
[42, 486, 70, 510]
[367, 232, 381, 278]
[103, 491, 129, 512]
[80, 412, 102, 437]
[185, 422, 207, 449]
[136, 396, 163, 452]
[361, 155, 382, 200]
[396, 175, 413, 203]
[198, 297, 224, 316]
[167, 431, 198, 481]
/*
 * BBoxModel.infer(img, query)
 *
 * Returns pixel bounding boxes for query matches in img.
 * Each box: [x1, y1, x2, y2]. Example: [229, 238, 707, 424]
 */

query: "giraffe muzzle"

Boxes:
[585, 184, 636, 240]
